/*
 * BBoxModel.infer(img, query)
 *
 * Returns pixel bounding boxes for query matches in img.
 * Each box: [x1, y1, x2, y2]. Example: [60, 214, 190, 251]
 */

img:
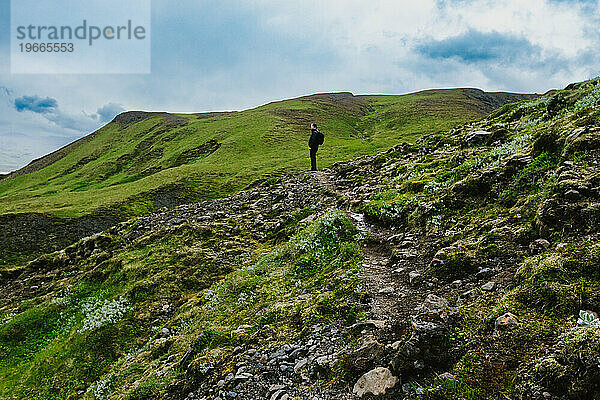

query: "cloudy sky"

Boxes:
[1, 0, 599, 173]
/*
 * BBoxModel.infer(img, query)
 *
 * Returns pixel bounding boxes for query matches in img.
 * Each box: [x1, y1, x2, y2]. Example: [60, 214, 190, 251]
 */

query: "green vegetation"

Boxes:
[0, 210, 363, 399]
[349, 79, 600, 398]
[0, 89, 507, 219]
[6, 80, 600, 398]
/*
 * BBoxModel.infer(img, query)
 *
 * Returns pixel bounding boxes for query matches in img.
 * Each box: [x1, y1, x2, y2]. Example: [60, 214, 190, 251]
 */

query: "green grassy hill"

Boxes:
[1, 79, 600, 399]
[0, 89, 535, 219]
[0, 89, 535, 266]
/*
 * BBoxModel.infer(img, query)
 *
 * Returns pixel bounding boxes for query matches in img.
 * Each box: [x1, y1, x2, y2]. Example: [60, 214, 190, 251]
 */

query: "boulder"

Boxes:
[418, 294, 449, 313]
[463, 130, 492, 148]
[347, 339, 386, 372]
[564, 189, 581, 201]
[495, 312, 519, 332]
[353, 367, 398, 397]
[348, 319, 386, 332]
[529, 239, 551, 254]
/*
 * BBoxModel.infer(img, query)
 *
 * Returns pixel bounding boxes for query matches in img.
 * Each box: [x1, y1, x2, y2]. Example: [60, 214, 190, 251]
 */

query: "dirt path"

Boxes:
[314, 169, 429, 326]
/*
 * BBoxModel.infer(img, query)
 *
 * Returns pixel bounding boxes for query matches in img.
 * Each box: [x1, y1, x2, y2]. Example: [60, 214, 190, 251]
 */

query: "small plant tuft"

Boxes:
[577, 310, 600, 328]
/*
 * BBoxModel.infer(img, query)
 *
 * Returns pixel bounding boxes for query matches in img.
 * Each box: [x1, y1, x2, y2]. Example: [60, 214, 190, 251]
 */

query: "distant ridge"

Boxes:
[0, 111, 236, 182]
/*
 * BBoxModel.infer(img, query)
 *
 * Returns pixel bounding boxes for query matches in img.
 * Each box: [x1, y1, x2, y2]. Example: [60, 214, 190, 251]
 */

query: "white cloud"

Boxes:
[1, 0, 599, 171]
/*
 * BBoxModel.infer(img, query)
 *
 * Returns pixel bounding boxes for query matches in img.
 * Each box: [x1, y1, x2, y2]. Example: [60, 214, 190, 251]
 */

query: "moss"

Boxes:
[498, 152, 558, 205]
[513, 282, 580, 315]
[517, 328, 600, 398]
[543, 93, 567, 120]
[362, 192, 417, 226]
[427, 242, 479, 279]
[516, 253, 569, 283]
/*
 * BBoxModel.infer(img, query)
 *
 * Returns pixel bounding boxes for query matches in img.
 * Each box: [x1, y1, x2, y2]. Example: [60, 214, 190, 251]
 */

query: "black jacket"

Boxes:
[309, 128, 322, 149]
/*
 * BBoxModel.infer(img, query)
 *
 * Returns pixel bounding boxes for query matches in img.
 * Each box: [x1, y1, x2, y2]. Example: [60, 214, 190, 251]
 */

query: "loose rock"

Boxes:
[353, 367, 398, 397]
[495, 312, 519, 332]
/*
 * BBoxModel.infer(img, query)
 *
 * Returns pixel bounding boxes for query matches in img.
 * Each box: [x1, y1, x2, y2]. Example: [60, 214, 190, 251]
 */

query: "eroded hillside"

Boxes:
[3, 80, 600, 399]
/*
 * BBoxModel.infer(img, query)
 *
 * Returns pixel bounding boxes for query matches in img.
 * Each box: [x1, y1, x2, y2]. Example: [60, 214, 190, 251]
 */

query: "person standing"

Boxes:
[308, 123, 324, 171]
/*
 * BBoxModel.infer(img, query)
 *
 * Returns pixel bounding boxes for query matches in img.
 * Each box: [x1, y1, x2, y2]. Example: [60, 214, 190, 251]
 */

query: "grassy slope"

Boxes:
[1, 87, 576, 399]
[0, 89, 488, 218]
[359, 80, 600, 398]
[0, 194, 360, 399]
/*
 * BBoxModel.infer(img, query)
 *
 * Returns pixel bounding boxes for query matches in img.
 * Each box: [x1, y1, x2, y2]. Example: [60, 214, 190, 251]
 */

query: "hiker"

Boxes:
[308, 123, 324, 171]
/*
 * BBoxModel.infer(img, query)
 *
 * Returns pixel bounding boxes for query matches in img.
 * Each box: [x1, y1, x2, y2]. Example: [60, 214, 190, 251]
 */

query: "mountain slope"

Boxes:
[1, 80, 599, 399]
[0, 88, 536, 267]
[0, 89, 536, 218]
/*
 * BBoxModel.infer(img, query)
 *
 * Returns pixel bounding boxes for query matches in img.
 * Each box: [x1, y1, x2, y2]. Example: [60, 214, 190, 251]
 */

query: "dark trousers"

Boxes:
[310, 148, 318, 171]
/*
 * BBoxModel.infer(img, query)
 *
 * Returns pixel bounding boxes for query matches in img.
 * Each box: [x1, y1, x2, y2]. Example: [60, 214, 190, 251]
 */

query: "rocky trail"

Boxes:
[314, 168, 422, 328]
[141, 161, 457, 400]
[305, 168, 457, 397]
[0, 148, 529, 400]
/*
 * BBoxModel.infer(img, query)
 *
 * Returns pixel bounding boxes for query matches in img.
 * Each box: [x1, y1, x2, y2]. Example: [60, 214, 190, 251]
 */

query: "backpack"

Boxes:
[316, 130, 324, 145]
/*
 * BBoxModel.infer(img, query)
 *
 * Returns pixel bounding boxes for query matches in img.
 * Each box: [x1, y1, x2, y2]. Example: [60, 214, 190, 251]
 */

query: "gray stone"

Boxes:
[159, 328, 171, 338]
[568, 127, 587, 141]
[495, 312, 519, 332]
[315, 355, 334, 367]
[294, 358, 308, 374]
[235, 366, 247, 374]
[463, 130, 492, 147]
[556, 243, 568, 252]
[353, 367, 398, 397]
[269, 384, 285, 393]
[387, 234, 403, 243]
[349, 320, 386, 332]
[408, 271, 421, 283]
[565, 189, 581, 201]
[279, 364, 293, 373]
[411, 319, 442, 334]
[481, 281, 495, 292]
[270, 390, 286, 400]
[419, 294, 448, 313]
[233, 372, 252, 381]
[281, 344, 292, 353]
[349, 339, 385, 371]
[233, 324, 252, 335]
[530, 239, 551, 254]
[438, 372, 456, 382]
[389, 341, 402, 351]
[476, 268, 494, 280]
